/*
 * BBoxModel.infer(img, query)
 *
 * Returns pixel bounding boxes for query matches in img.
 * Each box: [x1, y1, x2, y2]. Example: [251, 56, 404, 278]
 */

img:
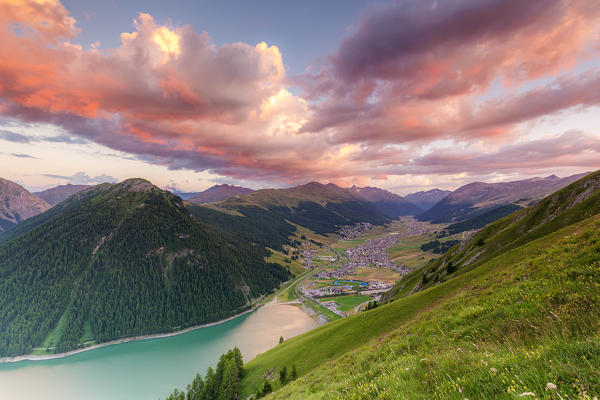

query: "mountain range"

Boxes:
[418, 173, 588, 223]
[187, 182, 389, 251]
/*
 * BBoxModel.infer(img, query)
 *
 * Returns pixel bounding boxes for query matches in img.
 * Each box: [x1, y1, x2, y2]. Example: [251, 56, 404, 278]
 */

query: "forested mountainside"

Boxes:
[188, 182, 388, 251]
[212, 169, 600, 399]
[437, 204, 523, 237]
[349, 186, 422, 217]
[34, 184, 91, 206]
[419, 173, 587, 223]
[0, 179, 289, 357]
[0, 177, 50, 232]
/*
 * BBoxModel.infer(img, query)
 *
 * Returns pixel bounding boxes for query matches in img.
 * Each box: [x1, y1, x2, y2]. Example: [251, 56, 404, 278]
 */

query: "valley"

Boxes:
[289, 218, 446, 319]
[1, 2, 598, 399]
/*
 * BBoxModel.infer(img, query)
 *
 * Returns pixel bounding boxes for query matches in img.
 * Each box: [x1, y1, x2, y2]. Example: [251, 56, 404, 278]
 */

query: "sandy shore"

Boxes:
[0, 308, 256, 364]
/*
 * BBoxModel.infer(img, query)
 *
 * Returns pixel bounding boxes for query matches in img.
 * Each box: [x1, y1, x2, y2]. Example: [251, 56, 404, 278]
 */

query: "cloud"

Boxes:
[43, 171, 117, 185]
[0, 152, 36, 158]
[0, 0, 598, 186]
[0, 128, 86, 144]
[386, 130, 600, 176]
[0, 129, 31, 143]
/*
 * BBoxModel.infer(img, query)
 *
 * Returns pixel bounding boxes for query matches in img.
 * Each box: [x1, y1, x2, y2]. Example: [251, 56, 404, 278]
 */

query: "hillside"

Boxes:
[188, 182, 388, 250]
[438, 204, 523, 237]
[413, 170, 600, 292]
[0, 177, 50, 232]
[187, 184, 254, 204]
[247, 214, 600, 399]
[419, 173, 587, 223]
[349, 186, 422, 217]
[34, 184, 91, 206]
[0, 178, 289, 357]
[404, 188, 451, 212]
[219, 170, 600, 399]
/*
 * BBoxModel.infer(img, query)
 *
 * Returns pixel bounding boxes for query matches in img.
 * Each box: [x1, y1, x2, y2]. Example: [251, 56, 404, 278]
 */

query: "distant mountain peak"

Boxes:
[0, 177, 50, 231]
[114, 178, 157, 193]
[350, 185, 422, 217]
[187, 183, 254, 204]
[35, 183, 92, 206]
[404, 188, 452, 212]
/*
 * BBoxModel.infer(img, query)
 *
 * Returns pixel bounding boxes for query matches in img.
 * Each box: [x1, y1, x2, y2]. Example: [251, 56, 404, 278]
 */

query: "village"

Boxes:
[293, 218, 437, 317]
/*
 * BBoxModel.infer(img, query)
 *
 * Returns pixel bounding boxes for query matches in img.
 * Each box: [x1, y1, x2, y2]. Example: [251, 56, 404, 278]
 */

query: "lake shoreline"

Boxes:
[0, 307, 258, 364]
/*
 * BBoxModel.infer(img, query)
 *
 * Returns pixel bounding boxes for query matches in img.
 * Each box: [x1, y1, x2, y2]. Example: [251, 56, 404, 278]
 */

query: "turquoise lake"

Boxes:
[0, 302, 317, 400]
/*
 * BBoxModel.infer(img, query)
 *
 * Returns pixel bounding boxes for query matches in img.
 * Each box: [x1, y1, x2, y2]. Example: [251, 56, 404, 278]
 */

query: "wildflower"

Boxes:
[547, 383, 557, 391]
[490, 367, 498, 373]
[519, 393, 536, 397]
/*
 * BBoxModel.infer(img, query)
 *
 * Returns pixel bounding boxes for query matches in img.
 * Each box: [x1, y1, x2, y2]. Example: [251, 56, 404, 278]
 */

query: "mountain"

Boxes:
[349, 186, 422, 217]
[404, 188, 451, 211]
[187, 184, 254, 204]
[0, 177, 50, 231]
[187, 182, 388, 251]
[194, 169, 600, 399]
[34, 184, 91, 206]
[438, 203, 523, 236]
[418, 172, 588, 223]
[0, 178, 289, 357]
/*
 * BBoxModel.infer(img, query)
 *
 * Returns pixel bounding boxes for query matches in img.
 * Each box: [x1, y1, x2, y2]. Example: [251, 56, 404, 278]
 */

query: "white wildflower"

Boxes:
[546, 383, 557, 391]
[490, 367, 498, 373]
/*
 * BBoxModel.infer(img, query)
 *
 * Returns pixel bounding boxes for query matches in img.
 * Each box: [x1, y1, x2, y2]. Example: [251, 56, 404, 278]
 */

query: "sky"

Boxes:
[0, 0, 599, 194]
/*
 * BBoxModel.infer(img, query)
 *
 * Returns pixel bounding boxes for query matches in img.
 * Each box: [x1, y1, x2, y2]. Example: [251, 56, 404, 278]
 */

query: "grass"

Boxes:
[320, 295, 372, 312]
[266, 248, 304, 276]
[386, 232, 442, 269]
[239, 214, 600, 399]
[347, 267, 404, 283]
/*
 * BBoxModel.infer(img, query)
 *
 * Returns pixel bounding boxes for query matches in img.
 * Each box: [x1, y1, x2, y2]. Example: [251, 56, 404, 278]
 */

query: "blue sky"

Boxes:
[62, 0, 370, 75]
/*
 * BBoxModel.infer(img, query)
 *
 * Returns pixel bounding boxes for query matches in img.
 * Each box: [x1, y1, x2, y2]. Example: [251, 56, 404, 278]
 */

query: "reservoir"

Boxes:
[0, 302, 317, 400]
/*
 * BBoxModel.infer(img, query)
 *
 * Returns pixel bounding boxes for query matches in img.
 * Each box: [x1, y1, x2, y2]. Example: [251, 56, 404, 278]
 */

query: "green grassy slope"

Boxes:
[247, 214, 600, 399]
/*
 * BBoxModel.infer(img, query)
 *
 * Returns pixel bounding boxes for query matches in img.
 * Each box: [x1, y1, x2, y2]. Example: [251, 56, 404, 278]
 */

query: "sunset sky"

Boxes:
[1, 0, 599, 194]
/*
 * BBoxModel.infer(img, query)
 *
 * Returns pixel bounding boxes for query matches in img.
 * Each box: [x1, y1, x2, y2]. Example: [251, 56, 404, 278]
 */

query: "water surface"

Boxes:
[0, 303, 316, 400]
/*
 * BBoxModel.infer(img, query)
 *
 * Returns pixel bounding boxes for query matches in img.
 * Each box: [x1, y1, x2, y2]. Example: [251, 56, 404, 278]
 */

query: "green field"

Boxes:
[320, 295, 372, 312]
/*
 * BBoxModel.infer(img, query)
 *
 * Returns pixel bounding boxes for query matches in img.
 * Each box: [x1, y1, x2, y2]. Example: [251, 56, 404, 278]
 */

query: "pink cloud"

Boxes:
[0, 0, 599, 186]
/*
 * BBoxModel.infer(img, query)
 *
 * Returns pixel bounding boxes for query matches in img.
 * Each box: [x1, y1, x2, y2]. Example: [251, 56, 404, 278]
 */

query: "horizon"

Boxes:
[1, 0, 599, 195]
[22, 170, 590, 198]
